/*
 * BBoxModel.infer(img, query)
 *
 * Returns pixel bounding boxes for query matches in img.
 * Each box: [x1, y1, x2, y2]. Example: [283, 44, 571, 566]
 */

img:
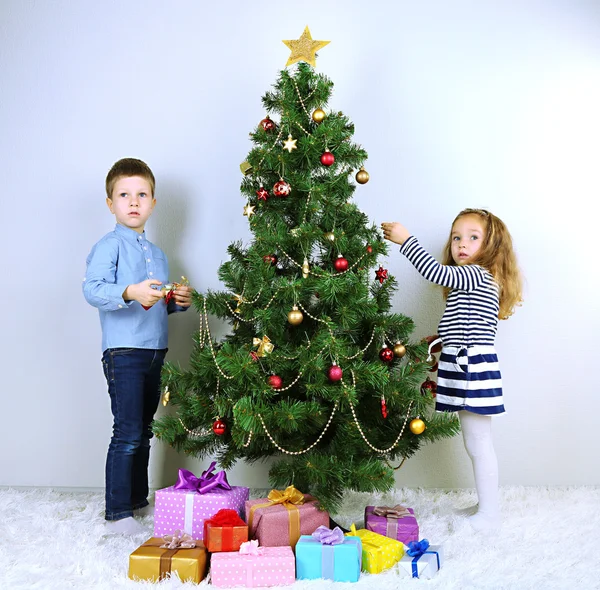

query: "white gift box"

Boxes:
[399, 543, 443, 579]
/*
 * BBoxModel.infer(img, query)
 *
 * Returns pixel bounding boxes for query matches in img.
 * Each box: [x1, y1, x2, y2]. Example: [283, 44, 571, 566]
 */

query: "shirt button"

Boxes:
[118, 304, 123, 308]
[147, 258, 151, 262]
[149, 272, 153, 276]
[144, 246, 147, 250]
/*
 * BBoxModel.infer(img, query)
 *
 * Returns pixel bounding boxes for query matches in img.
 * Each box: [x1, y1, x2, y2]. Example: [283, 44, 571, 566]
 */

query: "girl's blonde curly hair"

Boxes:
[441, 209, 523, 319]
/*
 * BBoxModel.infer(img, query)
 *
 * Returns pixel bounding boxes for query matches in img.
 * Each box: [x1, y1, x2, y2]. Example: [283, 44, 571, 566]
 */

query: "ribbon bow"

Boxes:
[267, 485, 305, 507]
[312, 525, 345, 545]
[348, 523, 358, 536]
[173, 462, 232, 494]
[239, 539, 264, 556]
[372, 504, 412, 519]
[253, 335, 274, 357]
[407, 539, 430, 558]
[205, 508, 245, 527]
[161, 530, 196, 549]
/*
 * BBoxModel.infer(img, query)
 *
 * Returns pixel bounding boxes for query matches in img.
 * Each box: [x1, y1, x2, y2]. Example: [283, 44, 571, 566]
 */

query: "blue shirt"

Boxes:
[83, 223, 186, 352]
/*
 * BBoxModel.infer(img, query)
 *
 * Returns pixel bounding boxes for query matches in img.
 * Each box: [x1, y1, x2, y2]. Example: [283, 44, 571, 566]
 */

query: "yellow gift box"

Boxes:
[128, 537, 208, 583]
[345, 524, 404, 574]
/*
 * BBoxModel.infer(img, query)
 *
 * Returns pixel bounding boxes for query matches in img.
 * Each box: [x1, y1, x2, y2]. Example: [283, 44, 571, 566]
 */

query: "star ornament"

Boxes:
[375, 266, 389, 284]
[282, 26, 330, 68]
[283, 135, 298, 153]
[243, 203, 256, 218]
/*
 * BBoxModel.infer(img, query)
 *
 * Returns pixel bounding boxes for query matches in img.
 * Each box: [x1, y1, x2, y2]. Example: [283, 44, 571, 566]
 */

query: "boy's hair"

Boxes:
[441, 208, 523, 319]
[105, 158, 156, 199]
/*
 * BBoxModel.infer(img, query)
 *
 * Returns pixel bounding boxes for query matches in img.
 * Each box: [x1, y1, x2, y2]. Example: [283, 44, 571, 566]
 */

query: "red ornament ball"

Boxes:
[334, 255, 349, 272]
[421, 378, 437, 397]
[256, 186, 269, 201]
[263, 254, 278, 266]
[212, 419, 227, 436]
[268, 375, 283, 389]
[379, 346, 395, 363]
[366, 244, 373, 254]
[273, 180, 291, 197]
[320, 151, 335, 166]
[260, 116, 276, 132]
[327, 364, 343, 382]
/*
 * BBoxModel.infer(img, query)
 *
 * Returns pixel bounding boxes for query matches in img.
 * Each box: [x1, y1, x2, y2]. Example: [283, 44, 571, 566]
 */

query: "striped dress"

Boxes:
[399, 236, 505, 415]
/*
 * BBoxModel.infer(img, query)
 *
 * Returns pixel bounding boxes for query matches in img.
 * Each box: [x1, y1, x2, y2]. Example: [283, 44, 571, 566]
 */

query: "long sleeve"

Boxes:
[83, 238, 131, 311]
[399, 236, 487, 292]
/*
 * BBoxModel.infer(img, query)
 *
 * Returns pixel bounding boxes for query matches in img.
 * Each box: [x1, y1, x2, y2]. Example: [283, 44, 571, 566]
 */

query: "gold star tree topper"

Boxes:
[282, 26, 330, 68]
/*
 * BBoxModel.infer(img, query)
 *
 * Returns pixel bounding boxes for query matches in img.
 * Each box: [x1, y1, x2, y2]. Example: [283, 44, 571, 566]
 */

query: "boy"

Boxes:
[83, 158, 192, 535]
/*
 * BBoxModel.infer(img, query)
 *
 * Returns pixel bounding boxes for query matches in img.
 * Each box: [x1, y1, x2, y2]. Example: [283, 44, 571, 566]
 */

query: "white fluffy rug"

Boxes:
[0, 486, 598, 590]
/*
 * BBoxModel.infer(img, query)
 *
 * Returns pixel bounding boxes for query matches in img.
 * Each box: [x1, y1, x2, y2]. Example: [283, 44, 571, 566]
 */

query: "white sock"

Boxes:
[105, 516, 148, 536]
[459, 411, 501, 530]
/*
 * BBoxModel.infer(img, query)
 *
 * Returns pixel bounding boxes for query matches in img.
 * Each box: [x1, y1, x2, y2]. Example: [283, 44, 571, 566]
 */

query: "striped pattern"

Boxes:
[436, 346, 505, 415]
[399, 237, 505, 415]
[400, 236, 499, 346]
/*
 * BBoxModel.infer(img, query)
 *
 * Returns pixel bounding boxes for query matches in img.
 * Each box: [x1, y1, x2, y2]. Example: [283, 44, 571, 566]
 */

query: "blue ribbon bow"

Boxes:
[406, 539, 440, 578]
[406, 539, 430, 557]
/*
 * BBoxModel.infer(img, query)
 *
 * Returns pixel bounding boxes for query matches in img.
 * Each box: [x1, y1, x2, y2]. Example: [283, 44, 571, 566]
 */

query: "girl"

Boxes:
[381, 209, 522, 530]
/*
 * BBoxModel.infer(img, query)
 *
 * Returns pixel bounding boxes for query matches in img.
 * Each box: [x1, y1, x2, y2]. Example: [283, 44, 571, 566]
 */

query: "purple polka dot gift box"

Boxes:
[153, 464, 249, 540]
[210, 541, 295, 588]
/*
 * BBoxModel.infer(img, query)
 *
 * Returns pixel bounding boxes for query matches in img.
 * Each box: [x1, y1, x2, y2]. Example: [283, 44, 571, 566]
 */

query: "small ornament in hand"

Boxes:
[142, 276, 190, 310]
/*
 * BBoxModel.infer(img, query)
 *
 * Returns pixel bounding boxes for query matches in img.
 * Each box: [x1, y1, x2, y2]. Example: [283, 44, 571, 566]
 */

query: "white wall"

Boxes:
[1, 0, 598, 493]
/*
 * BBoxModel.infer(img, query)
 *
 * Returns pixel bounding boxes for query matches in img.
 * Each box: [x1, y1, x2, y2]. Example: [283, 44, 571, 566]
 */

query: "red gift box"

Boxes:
[204, 509, 248, 553]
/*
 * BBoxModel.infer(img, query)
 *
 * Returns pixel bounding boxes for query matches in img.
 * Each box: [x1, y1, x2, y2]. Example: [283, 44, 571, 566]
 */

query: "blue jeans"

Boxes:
[101, 347, 166, 521]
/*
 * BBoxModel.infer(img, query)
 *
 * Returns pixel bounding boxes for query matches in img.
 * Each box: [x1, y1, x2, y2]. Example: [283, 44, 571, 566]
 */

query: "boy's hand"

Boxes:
[123, 279, 164, 308]
[171, 285, 193, 308]
[381, 222, 411, 245]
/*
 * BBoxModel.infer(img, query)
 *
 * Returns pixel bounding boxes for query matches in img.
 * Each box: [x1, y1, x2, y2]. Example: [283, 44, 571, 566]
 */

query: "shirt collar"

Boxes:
[114, 223, 146, 245]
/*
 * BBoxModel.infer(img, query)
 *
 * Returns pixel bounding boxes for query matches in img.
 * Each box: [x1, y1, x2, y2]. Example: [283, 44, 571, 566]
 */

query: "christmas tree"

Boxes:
[154, 27, 460, 512]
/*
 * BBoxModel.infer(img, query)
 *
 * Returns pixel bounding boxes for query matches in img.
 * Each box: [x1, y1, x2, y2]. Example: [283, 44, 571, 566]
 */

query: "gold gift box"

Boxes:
[345, 527, 404, 574]
[128, 537, 208, 583]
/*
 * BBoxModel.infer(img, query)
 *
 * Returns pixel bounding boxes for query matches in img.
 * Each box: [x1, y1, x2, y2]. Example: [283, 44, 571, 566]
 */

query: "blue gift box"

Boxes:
[296, 534, 362, 582]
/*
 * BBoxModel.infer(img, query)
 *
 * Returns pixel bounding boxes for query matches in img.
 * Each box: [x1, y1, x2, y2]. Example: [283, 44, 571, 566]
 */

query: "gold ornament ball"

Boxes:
[287, 306, 304, 326]
[409, 418, 426, 435]
[393, 343, 406, 358]
[324, 231, 335, 242]
[312, 108, 326, 123]
[356, 167, 370, 184]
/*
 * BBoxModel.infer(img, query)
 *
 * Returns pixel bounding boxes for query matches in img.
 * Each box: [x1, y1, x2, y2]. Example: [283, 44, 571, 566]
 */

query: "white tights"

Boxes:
[459, 411, 501, 529]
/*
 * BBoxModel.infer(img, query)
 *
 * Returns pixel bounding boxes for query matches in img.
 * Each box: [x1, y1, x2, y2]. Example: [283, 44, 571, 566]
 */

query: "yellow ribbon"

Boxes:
[248, 485, 305, 547]
[252, 335, 274, 357]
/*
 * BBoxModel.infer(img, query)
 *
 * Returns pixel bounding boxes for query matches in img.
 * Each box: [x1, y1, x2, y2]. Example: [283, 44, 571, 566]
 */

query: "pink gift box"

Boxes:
[364, 505, 419, 545]
[245, 495, 329, 548]
[153, 485, 249, 539]
[210, 546, 295, 588]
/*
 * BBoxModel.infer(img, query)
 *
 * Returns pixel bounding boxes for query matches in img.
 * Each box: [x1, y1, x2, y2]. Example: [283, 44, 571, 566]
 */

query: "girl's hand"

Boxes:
[381, 222, 411, 245]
